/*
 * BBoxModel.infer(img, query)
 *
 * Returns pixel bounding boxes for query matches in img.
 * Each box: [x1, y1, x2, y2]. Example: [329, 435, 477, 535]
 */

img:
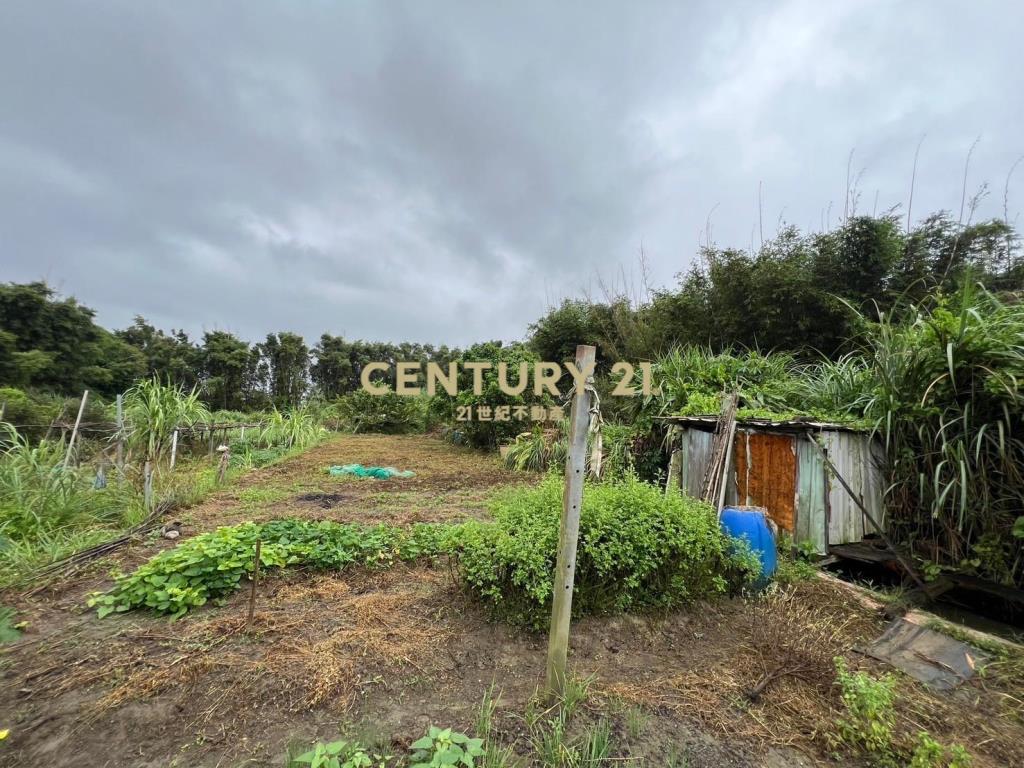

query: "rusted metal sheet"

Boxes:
[733, 430, 797, 532]
[675, 425, 884, 551]
[796, 438, 828, 553]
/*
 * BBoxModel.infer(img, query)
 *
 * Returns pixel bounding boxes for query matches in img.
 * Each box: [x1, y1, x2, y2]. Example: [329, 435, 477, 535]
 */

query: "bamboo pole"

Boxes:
[545, 344, 595, 699]
[115, 394, 124, 477]
[62, 390, 89, 471]
[247, 539, 262, 632]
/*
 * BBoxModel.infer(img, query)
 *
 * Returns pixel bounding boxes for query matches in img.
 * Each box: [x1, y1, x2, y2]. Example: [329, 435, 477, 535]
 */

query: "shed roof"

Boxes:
[657, 414, 870, 434]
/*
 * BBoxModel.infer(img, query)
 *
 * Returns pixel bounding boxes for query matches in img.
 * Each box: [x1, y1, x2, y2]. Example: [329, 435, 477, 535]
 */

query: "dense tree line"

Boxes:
[529, 211, 1021, 367]
[2, 209, 1019, 410]
[0, 282, 459, 410]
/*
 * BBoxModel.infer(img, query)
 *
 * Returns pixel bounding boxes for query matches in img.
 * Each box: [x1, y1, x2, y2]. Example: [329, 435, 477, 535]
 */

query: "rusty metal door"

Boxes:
[733, 431, 797, 533]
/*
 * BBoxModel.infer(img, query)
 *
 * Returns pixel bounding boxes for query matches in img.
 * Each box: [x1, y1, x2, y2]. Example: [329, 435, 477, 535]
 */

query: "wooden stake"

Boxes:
[217, 448, 230, 484]
[169, 429, 178, 470]
[62, 390, 89, 471]
[247, 539, 262, 631]
[115, 394, 124, 477]
[545, 344, 595, 699]
[143, 460, 153, 512]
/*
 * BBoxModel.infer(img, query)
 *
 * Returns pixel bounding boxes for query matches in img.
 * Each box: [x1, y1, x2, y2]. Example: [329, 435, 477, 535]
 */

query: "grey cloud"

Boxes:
[1, 1, 1022, 346]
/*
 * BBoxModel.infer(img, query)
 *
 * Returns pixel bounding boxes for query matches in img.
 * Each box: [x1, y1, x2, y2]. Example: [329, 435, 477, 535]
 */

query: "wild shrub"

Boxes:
[89, 519, 454, 617]
[428, 342, 547, 449]
[832, 657, 898, 763]
[449, 474, 757, 628]
[333, 389, 425, 434]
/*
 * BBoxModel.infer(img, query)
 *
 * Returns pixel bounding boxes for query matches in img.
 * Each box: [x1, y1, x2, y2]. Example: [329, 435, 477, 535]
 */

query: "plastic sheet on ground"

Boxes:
[327, 464, 415, 480]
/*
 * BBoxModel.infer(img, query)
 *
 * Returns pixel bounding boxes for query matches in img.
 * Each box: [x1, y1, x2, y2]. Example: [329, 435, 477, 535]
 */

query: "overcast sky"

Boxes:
[2, 1, 1022, 347]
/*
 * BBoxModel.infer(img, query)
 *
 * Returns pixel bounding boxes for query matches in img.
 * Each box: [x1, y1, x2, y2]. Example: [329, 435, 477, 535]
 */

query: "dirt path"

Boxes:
[1, 435, 1021, 768]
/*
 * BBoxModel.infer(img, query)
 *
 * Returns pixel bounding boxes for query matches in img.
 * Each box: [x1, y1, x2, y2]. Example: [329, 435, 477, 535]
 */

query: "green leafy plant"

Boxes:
[88, 519, 453, 618]
[449, 475, 756, 628]
[832, 657, 897, 764]
[292, 739, 374, 768]
[0, 605, 23, 643]
[409, 727, 484, 768]
[908, 732, 972, 768]
[333, 389, 425, 434]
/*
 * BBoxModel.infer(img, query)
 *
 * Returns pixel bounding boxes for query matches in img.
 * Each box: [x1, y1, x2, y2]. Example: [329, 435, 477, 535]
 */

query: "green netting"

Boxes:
[327, 464, 415, 480]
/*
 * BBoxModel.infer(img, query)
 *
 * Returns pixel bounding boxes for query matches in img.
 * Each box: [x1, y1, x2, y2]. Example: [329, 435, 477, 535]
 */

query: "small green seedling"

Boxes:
[410, 726, 484, 768]
[293, 739, 372, 768]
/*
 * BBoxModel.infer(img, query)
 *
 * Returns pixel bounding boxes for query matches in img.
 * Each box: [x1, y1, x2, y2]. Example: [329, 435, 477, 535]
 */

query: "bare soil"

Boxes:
[1, 434, 1021, 768]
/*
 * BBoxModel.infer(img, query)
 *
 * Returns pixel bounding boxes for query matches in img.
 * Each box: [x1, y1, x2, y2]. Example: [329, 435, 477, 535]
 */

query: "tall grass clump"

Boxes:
[124, 377, 209, 461]
[806, 286, 1024, 585]
[0, 425, 142, 576]
[258, 405, 326, 449]
[449, 474, 758, 628]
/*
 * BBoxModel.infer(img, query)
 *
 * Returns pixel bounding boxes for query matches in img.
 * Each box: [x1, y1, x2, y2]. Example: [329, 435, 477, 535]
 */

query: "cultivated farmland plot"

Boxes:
[1, 434, 1021, 768]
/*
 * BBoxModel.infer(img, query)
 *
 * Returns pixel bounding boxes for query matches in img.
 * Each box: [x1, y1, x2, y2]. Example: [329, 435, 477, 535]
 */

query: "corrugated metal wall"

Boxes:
[795, 439, 828, 553]
[819, 431, 885, 546]
[672, 426, 884, 554]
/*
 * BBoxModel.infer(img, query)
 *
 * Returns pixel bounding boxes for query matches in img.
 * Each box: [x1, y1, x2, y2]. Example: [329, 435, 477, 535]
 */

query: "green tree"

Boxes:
[259, 332, 309, 408]
[200, 331, 251, 411]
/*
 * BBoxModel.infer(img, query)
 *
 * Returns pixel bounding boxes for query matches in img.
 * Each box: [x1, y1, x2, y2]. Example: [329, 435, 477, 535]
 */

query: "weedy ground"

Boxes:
[1, 434, 1022, 768]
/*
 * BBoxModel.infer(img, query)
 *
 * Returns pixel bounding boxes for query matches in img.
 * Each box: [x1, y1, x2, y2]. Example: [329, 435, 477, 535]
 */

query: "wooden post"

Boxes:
[115, 394, 125, 477]
[247, 539, 262, 631]
[217, 448, 230, 484]
[717, 417, 738, 515]
[545, 344, 595, 699]
[208, 428, 215, 458]
[143, 460, 153, 512]
[169, 429, 179, 470]
[666, 449, 682, 494]
[62, 390, 89, 471]
[0, 399, 6, 423]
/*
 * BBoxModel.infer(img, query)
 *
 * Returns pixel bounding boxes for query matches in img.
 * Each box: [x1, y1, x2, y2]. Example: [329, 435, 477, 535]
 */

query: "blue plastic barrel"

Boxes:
[720, 506, 777, 586]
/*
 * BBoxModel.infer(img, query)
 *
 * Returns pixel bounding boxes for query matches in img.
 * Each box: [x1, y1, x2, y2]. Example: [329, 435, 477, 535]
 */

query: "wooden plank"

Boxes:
[545, 344, 595, 699]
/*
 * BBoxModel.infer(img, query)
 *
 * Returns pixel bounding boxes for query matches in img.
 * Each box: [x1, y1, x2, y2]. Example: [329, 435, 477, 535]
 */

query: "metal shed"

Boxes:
[666, 416, 885, 554]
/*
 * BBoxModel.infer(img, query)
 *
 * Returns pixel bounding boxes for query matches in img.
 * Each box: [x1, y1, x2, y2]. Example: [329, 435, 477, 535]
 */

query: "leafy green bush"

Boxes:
[832, 657, 898, 764]
[88, 519, 454, 618]
[333, 389, 425, 434]
[449, 475, 756, 628]
[428, 342, 547, 449]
